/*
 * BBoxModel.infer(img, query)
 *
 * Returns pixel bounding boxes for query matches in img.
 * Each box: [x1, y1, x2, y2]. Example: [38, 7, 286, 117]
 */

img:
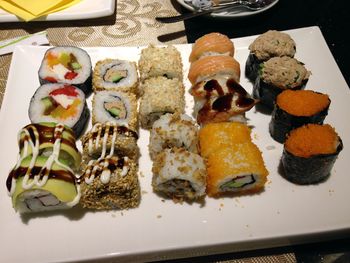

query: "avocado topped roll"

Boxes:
[245, 30, 296, 82]
[253, 56, 311, 109]
[93, 59, 139, 95]
[6, 123, 81, 213]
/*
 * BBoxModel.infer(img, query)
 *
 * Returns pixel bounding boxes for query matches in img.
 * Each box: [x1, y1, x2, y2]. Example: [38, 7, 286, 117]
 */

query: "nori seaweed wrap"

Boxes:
[270, 90, 330, 143]
[281, 124, 343, 184]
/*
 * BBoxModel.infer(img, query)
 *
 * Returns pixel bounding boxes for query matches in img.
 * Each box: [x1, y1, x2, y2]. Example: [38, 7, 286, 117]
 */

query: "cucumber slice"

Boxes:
[71, 62, 82, 70]
[41, 96, 57, 115]
[108, 108, 120, 117]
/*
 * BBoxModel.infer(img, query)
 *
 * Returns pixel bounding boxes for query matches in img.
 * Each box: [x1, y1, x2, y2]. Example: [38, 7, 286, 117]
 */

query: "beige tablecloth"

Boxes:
[0, 1, 296, 262]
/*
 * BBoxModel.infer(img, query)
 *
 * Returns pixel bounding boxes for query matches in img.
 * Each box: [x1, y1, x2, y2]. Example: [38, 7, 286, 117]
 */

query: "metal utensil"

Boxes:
[156, 0, 277, 23]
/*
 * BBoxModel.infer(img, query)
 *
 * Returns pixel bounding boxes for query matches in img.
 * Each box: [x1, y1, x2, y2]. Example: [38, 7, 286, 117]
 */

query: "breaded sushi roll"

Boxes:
[189, 32, 234, 62]
[245, 30, 296, 82]
[80, 156, 140, 210]
[81, 122, 139, 162]
[92, 90, 138, 130]
[149, 113, 198, 160]
[138, 45, 183, 81]
[39, 46, 92, 95]
[198, 122, 252, 159]
[206, 142, 269, 196]
[152, 148, 207, 202]
[188, 55, 240, 85]
[253, 56, 311, 109]
[139, 76, 185, 129]
[270, 90, 330, 143]
[6, 123, 81, 213]
[93, 59, 138, 95]
[282, 124, 343, 184]
[29, 83, 89, 137]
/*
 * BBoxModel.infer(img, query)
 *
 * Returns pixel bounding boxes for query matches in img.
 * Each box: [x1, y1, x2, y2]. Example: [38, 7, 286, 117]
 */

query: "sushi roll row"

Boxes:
[188, 32, 257, 125]
[149, 114, 207, 202]
[138, 45, 185, 129]
[198, 122, 269, 196]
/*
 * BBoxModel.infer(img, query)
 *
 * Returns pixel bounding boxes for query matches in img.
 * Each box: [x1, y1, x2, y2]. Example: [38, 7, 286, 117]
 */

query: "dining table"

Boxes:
[0, 0, 349, 262]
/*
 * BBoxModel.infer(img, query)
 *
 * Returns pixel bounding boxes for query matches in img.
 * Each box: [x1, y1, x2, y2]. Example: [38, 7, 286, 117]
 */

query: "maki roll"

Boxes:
[139, 76, 185, 129]
[206, 142, 269, 196]
[149, 113, 198, 160]
[282, 124, 343, 184]
[93, 59, 139, 95]
[188, 55, 240, 85]
[152, 148, 207, 202]
[6, 123, 81, 213]
[39, 46, 92, 95]
[270, 90, 330, 143]
[92, 90, 138, 130]
[29, 83, 89, 137]
[190, 76, 258, 125]
[189, 32, 234, 62]
[138, 44, 183, 81]
[253, 56, 311, 109]
[245, 30, 296, 82]
[80, 156, 140, 210]
[81, 122, 139, 161]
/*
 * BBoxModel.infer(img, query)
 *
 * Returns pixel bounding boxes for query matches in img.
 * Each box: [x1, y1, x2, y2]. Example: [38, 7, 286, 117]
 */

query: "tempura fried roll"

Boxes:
[206, 142, 268, 196]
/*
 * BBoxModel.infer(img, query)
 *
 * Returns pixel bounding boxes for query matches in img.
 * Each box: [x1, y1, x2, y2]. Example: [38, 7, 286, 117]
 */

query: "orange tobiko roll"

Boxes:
[189, 32, 235, 63]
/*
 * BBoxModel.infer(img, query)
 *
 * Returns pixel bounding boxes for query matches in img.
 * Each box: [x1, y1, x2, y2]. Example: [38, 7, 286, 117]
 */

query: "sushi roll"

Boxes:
[92, 90, 138, 130]
[81, 122, 139, 162]
[245, 30, 296, 82]
[139, 76, 185, 129]
[198, 122, 252, 159]
[253, 56, 311, 109]
[38, 46, 92, 95]
[190, 76, 257, 125]
[92, 59, 139, 95]
[206, 142, 269, 196]
[270, 90, 331, 143]
[149, 113, 198, 160]
[189, 32, 234, 62]
[152, 148, 207, 202]
[6, 123, 81, 213]
[80, 156, 140, 210]
[282, 124, 343, 184]
[138, 44, 183, 81]
[188, 55, 240, 85]
[29, 83, 89, 137]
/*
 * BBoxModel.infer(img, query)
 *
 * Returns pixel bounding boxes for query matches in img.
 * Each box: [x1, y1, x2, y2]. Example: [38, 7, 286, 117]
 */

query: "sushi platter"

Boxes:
[0, 26, 350, 262]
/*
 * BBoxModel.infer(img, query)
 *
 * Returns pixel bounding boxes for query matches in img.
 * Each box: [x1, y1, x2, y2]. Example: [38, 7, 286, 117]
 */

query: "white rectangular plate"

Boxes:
[0, 0, 115, 22]
[0, 26, 349, 263]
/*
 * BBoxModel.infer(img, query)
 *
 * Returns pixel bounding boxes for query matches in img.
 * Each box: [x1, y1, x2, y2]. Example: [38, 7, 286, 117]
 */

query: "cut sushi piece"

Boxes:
[206, 142, 269, 196]
[152, 148, 207, 202]
[93, 59, 139, 95]
[270, 90, 330, 143]
[81, 122, 139, 162]
[38, 46, 92, 95]
[149, 113, 198, 160]
[138, 44, 183, 81]
[192, 78, 258, 125]
[189, 32, 234, 62]
[198, 122, 252, 158]
[188, 55, 240, 85]
[245, 30, 296, 82]
[282, 124, 343, 184]
[139, 76, 185, 129]
[253, 56, 310, 109]
[92, 90, 138, 130]
[80, 156, 140, 210]
[18, 123, 81, 170]
[29, 83, 89, 137]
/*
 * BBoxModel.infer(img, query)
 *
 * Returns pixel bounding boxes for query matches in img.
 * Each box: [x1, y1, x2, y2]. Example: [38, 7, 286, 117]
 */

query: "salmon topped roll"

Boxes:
[188, 55, 240, 85]
[189, 32, 235, 62]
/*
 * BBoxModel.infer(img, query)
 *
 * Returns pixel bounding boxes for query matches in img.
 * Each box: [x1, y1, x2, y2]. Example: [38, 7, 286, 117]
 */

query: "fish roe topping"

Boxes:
[277, 90, 330, 116]
[285, 124, 339, 158]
